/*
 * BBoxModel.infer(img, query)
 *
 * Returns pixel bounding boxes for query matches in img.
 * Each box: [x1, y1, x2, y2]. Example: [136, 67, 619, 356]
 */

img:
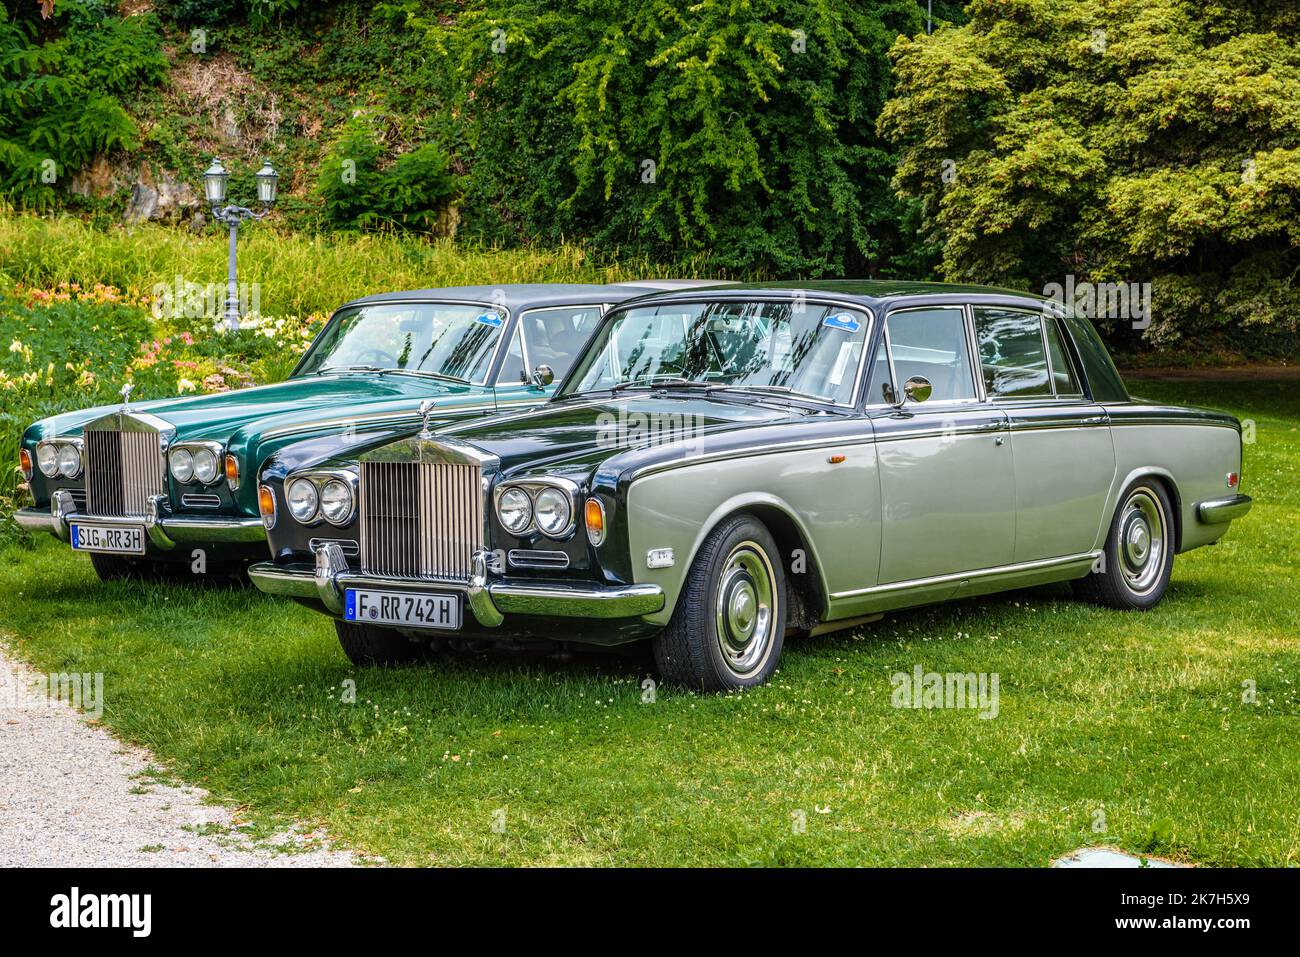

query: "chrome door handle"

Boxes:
[995, 435, 1005, 446]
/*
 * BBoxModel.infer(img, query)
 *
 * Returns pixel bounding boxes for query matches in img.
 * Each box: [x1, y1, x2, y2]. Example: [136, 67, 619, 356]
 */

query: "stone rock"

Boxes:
[124, 168, 201, 224]
[68, 155, 124, 199]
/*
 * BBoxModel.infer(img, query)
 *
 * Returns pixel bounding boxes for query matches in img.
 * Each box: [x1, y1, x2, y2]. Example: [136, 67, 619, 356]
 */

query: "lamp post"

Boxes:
[204, 158, 279, 330]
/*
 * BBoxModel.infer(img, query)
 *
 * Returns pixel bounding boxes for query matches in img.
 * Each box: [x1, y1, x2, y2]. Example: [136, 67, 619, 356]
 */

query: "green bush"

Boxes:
[879, 0, 1300, 353]
[432, 0, 924, 276]
[0, 0, 166, 208]
[317, 114, 458, 232]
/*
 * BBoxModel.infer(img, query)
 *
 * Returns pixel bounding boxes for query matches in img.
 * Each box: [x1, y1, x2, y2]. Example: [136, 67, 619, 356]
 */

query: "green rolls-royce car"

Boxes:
[248, 282, 1252, 690]
[15, 282, 700, 580]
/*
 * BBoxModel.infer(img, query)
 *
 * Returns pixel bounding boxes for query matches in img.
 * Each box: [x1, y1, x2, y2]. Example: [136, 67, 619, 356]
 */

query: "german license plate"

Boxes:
[344, 589, 461, 630]
[70, 523, 146, 555]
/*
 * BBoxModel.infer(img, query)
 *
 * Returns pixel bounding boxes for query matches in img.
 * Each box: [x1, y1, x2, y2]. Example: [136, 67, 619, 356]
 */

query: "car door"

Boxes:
[865, 305, 1016, 589]
[971, 306, 1116, 563]
[493, 304, 608, 411]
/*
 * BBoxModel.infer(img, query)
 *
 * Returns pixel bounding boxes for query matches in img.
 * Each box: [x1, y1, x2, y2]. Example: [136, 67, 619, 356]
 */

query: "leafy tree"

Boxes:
[0, 0, 166, 208]
[317, 112, 457, 231]
[880, 0, 1300, 352]
[429, 0, 925, 275]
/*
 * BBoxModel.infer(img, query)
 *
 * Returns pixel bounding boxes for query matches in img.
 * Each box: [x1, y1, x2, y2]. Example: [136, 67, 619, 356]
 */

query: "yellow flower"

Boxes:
[177, 378, 197, 394]
[8, 339, 21, 353]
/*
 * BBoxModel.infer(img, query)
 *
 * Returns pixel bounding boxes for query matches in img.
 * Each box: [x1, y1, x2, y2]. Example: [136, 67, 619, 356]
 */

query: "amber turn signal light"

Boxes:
[258, 484, 276, 528]
[18, 448, 33, 481]
[584, 497, 606, 546]
[225, 454, 240, 489]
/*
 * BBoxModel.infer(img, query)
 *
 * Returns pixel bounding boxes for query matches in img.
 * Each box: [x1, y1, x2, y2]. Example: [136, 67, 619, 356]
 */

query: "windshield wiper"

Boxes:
[314, 365, 385, 376]
[610, 377, 712, 392]
[387, 369, 470, 384]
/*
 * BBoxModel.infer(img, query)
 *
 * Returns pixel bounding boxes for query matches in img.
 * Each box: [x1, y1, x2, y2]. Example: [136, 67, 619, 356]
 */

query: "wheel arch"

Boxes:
[669, 493, 830, 626]
[1112, 467, 1183, 554]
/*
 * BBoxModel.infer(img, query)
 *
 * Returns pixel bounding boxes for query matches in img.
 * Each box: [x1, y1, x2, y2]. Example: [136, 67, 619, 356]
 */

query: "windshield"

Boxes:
[560, 300, 871, 404]
[295, 302, 507, 383]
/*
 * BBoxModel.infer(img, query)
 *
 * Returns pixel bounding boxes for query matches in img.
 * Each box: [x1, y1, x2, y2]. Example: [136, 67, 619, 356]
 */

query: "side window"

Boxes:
[520, 306, 604, 381]
[499, 326, 527, 385]
[866, 307, 976, 404]
[973, 308, 1051, 399]
[1043, 317, 1083, 396]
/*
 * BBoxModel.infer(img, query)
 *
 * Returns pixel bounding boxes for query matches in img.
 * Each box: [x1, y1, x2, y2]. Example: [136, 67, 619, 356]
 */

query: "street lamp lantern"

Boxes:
[203, 157, 229, 205]
[255, 160, 279, 205]
[203, 157, 279, 331]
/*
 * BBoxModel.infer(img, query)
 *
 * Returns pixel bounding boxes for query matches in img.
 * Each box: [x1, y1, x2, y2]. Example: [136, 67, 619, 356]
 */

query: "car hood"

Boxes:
[26, 373, 461, 443]
[434, 393, 849, 490]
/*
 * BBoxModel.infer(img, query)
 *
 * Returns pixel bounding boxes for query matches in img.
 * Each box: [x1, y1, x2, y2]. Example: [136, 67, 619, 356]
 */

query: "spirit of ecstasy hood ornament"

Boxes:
[120, 382, 133, 414]
[417, 399, 437, 440]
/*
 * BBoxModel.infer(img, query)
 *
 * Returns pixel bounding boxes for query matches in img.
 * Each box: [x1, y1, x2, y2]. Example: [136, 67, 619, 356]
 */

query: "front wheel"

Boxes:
[1074, 479, 1175, 610]
[334, 620, 428, 667]
[652, 513, 786, 691]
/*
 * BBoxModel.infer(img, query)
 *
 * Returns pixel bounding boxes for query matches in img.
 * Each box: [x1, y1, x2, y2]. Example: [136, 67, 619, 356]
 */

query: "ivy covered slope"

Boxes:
[880, 0, 1300, 355]
[428, 0, 928, 276]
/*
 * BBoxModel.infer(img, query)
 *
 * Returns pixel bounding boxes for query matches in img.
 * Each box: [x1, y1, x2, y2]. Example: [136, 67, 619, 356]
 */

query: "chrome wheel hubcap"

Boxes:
[715, 542, 777, 676]
[1118, 489, 1166, 595]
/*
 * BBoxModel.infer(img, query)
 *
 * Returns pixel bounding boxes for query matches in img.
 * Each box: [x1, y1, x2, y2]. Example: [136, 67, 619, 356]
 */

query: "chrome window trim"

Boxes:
[560, 296, 874, 410]
[1040, 313, 1085, 398]
[865, 304, 983, 409]
[972, 302, 1071, 400]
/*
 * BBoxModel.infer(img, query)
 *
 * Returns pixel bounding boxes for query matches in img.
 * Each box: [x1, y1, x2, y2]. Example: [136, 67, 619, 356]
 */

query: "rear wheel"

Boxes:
[334, 620, 428, 667]
[652, 514, 786, 691]
[1073, 479, 1175, 610]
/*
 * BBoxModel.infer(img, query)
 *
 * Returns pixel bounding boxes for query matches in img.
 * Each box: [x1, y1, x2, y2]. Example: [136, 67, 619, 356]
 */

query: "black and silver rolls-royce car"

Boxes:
[248, 282, 1252, 690]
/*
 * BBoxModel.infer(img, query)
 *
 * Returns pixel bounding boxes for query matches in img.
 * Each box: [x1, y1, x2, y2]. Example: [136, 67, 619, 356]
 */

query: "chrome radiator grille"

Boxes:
[359, 461, 483, 580]
[84, 429, 164, 517]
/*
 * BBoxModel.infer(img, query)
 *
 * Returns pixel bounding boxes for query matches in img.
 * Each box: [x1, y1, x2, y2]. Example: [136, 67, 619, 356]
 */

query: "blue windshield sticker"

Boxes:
[822, 312, 861, 333]
[475, 312, 504, 327]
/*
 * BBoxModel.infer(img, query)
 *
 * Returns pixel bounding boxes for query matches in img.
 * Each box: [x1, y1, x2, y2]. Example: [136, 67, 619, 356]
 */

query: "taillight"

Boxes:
[1227, 472, 1239, 489]
[18, 448, 33, 482]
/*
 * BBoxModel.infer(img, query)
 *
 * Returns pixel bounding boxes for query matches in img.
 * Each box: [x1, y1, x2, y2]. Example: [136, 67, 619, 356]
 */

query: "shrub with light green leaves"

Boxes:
[880, 0, 1300, 354]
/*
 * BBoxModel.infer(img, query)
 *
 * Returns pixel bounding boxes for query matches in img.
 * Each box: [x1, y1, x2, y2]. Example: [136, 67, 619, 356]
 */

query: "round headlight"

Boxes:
[56, 443, 82, 478]
[37, 443, 59, 477]
[169, 448, 194, 484]
[497, 487, 532, 534]
[319, 479, 354, 526]
[534, 487, 572, 536]
[192, 448, 219, 485]
[286, 478, 319, 523]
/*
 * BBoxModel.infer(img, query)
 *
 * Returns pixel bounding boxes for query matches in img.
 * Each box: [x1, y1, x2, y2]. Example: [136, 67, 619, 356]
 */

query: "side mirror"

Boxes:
[891, 375, 932, 408]
[530, 364, 555, 389]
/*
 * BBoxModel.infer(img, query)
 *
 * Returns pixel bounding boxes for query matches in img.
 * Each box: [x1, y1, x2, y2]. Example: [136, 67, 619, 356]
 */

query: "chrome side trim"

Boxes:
[1196, 494, 1252, 524]
[830, 550, 1103, 600]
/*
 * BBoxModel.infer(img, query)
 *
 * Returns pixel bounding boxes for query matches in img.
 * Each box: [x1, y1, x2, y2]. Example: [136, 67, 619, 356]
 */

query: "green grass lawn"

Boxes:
[2, 378, 1296, 866]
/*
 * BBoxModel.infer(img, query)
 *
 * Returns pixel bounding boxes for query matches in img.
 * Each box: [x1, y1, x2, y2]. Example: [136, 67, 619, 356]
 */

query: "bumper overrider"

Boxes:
[248, 542, 665, 629]
[14, 490, 265, 549]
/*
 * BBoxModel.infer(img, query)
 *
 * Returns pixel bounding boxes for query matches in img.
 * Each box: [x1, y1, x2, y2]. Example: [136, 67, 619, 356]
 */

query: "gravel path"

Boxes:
[0, 645, 357, 868]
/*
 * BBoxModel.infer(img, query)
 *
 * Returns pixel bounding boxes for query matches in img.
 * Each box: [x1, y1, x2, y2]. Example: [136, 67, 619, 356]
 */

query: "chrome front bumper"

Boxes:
[248, 543, 666, 629]
[16, 491, 265, 550]
[1197, 493, 1253, 524]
